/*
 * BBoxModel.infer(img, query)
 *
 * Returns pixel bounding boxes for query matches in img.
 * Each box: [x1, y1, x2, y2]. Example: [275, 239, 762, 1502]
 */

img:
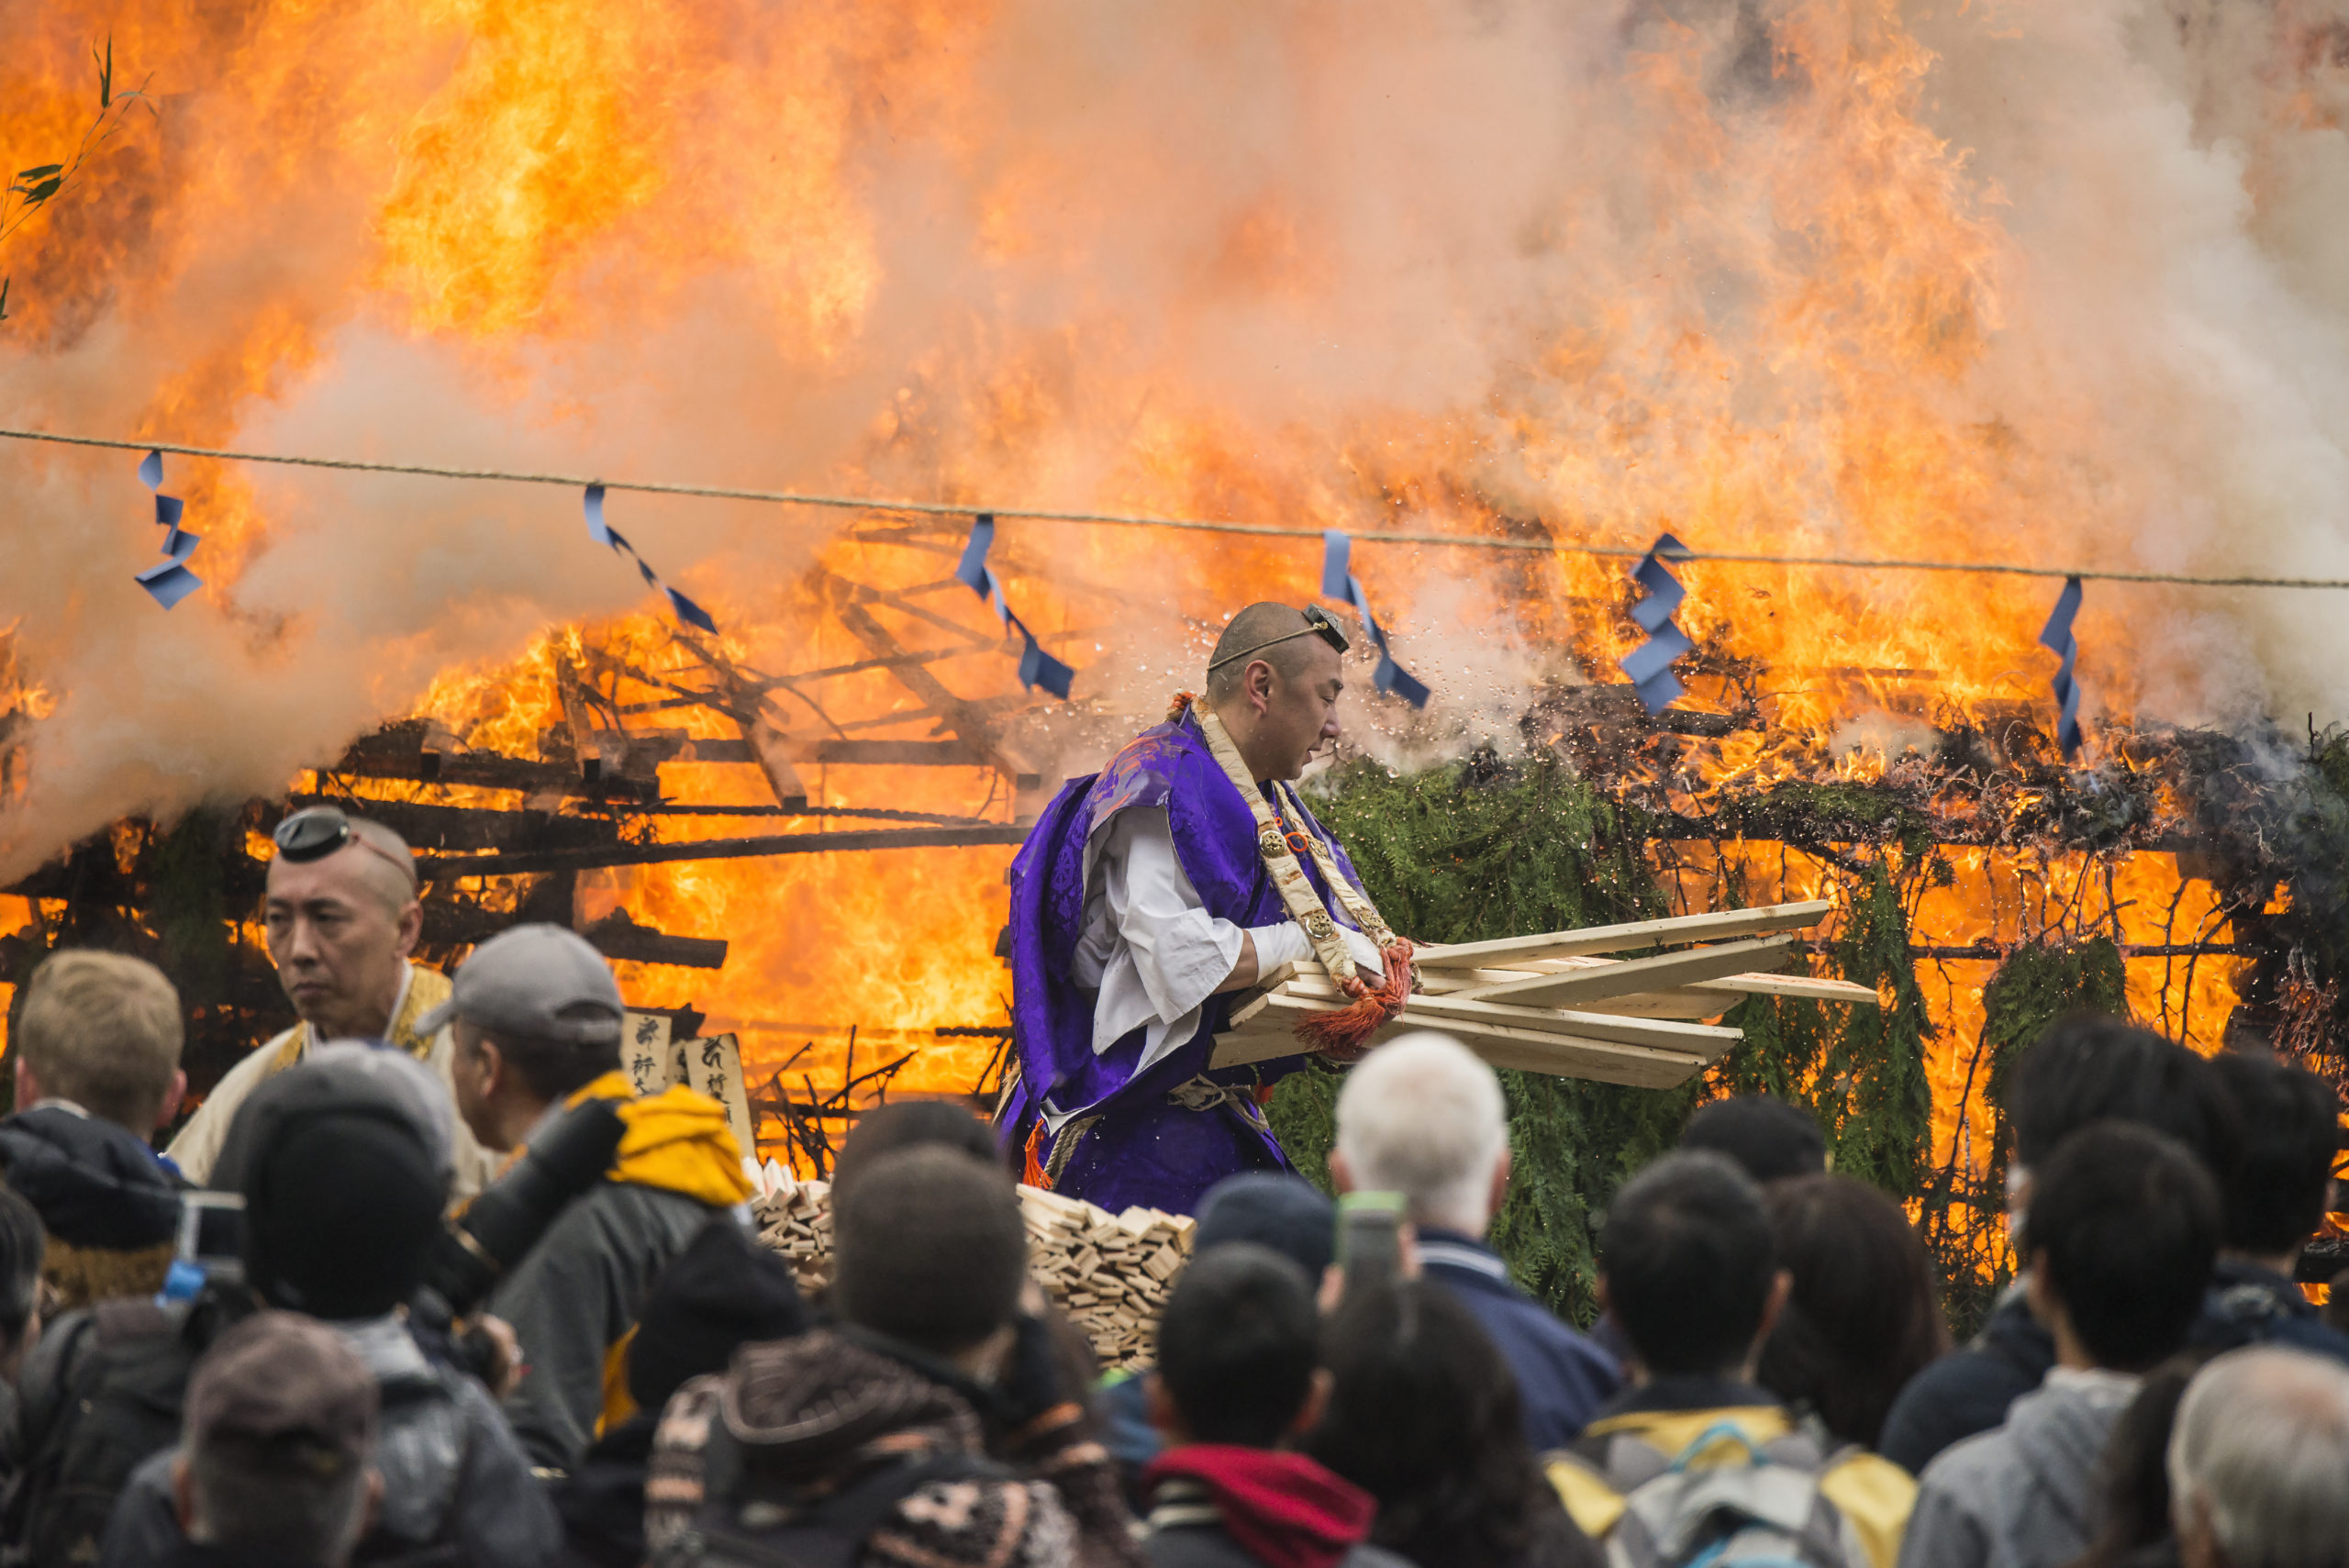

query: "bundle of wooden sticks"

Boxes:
[1210, 899, 1875, 1086]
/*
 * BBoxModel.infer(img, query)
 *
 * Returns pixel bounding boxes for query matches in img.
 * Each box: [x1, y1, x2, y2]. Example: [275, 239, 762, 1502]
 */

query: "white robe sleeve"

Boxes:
[1060, 807, 1383, 1120]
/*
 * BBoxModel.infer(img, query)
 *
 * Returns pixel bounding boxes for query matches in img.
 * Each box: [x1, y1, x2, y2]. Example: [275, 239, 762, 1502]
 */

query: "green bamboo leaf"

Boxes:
[15, 166, 61, 181]
[21, 178, 61, 206]
[0, 278, 11, 322]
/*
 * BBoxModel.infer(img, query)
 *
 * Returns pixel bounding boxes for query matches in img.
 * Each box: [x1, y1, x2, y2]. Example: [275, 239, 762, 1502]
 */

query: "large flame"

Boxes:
[6, 0, 2347, 1157]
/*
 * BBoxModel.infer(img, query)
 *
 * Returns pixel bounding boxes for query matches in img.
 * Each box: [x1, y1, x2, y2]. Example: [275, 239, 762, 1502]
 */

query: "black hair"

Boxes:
[477, 1021, 619, 1105]
[1309, 1281, 1595, 1568]
[2027, 1121, 2221, 1371]
[1155, 1243, 1319, 1447]
[2209, 1051, 2342, 1255]
[1680, 1096, 1827, 1184]
[829, 1146, 1027, 1354]
[246, 1112, 445, 1319]
[1600, 1151, 1774, 1377]
[1756, 1175, 1949, 1448]
[832, 1100, 1001, 1195]
[0, 1185, 43, 1344]
[2008, 1015, 2243, 1173]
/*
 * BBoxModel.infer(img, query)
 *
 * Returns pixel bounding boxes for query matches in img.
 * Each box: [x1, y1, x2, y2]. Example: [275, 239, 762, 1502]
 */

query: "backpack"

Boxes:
[651, 1430, 1013, 1568]
[3, 1292, 228, 1566]
[1555, 1419, 1871, 1568]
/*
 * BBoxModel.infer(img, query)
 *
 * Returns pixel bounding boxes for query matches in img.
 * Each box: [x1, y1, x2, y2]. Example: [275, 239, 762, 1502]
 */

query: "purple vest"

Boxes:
[1001, 708, 1374, 1141]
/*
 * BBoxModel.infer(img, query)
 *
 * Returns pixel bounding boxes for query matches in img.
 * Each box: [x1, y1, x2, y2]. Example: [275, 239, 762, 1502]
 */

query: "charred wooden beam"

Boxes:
[677, 737, 988, 767]
[576, 909, 730, 970]
[414, 823, 1030, 879]
[326, 722, 661, 803]
[287, 796, 620, 854]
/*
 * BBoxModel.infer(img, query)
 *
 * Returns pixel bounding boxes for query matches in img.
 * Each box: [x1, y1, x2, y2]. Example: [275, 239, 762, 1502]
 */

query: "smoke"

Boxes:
[6, 0, 2349, 877]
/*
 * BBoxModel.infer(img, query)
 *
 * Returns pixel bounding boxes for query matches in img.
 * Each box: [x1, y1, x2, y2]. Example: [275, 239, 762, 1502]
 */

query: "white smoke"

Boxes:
[5, 0, 2349, 878]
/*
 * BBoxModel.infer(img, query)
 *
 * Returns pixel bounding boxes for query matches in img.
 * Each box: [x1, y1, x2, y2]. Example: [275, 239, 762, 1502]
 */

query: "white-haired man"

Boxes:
[167, 806, 497, 1199]
[1331, 1031, 1620, 1448]
[2169, 1345, 2349, 1568]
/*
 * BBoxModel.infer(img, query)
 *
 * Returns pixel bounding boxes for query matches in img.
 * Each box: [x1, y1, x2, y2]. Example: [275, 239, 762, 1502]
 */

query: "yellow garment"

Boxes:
[564, 1070, 755, 1207]
[558, 1071, 751, 1440]
[1548, 1404, 1917, 1568]
[269, 965, 452, 1072]
[599, 1325, 640, 1438]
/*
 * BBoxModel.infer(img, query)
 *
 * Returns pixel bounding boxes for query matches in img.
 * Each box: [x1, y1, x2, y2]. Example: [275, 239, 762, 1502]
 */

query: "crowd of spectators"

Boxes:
[0, 814, 2343, 1567]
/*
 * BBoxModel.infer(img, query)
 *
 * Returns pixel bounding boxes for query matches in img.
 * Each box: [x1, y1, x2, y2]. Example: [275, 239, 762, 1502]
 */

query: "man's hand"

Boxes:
[1212, 932, 1263, 995]
[461, 1313, 526, 1399]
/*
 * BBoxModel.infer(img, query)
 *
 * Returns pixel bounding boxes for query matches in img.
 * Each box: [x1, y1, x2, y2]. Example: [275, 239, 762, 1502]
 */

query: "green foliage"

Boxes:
[1979, 936, 2128, 1131]
[149, 809, 234, 1011]
[1272, 752, 1940, 1328]
[1277, 754, 1698, 1324]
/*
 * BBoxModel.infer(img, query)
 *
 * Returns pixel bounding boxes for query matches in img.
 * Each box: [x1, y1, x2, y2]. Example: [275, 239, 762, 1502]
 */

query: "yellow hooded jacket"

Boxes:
[489, 1070, 752, 1475]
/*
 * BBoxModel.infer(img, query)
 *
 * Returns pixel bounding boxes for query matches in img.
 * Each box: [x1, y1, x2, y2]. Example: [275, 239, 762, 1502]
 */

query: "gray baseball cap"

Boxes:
[416, 923, 626, 1046]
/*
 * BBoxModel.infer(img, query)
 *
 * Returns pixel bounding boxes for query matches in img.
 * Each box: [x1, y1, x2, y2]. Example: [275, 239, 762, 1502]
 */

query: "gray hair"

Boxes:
[2168, 1345, 2349, 1568]
[1334, 1032, 1508, 1233]
[183, 1441, 372, 1565]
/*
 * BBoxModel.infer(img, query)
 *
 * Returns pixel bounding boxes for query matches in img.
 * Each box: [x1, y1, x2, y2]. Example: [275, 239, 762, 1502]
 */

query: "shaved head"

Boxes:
[1208, 604, 1327, 704]
[341, 818, 421, 917]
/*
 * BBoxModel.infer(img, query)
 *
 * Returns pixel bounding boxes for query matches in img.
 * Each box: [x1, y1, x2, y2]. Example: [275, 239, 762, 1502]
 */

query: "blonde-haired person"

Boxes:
[164, 806, 497, 1201]
[0, 950, 188, 1307]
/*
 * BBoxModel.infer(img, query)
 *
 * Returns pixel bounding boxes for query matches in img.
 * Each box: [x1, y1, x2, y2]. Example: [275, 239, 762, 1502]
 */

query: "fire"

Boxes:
[6, 0, 2338, 1162]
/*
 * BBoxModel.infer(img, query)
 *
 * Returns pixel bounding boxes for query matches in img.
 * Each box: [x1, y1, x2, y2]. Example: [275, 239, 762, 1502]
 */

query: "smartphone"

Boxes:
[176, 1193, 246, 1276]
[1336, 1191, 1406, 1296]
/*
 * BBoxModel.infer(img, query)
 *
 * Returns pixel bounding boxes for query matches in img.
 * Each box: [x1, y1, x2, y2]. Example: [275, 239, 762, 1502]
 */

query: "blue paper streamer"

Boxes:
[583, 484, 717, 634]
[1319, 532, 1431, 708]
[1620, 532, 1695, 712]
[955, 514, 1075, 699]
[134, 449, 203, 609]
[2038, 574, 2084, 759]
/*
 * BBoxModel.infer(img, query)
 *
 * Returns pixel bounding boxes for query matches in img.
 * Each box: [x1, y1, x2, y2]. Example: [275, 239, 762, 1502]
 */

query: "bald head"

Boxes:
[1208, 604, 1328, 705]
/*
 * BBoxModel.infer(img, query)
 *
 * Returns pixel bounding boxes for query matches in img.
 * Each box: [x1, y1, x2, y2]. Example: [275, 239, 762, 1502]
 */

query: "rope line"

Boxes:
[6, 425, 2346, 591]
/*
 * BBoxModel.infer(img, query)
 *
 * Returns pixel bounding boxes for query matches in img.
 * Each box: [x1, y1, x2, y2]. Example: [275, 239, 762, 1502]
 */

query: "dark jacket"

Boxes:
[98, 1316, 562, 1568]
[2188, 1258, 2349, 1363]
[1141, 1447, 1410, 1568]
[1878, 1291, 2054, 1477]
[646, 1327, 1141, 1568]
[1416, 1229, 1621, 1451]
[0, 1106, 184, 1310]
[552, 1410, 658, 1568]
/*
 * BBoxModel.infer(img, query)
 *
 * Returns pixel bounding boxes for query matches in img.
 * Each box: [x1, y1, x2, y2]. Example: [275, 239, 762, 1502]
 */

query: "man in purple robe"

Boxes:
[999, 602, 1409, 1217]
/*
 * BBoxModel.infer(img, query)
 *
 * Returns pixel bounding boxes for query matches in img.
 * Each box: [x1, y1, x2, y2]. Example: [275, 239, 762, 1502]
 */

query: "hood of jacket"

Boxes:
[1144, 1445, 1376, 1568]
[566, 1072, 753, 1208]
[0, 1106, 181, 1250]
[715, 1327, 985, 1486]
[2001, 1370, 2140, 1536]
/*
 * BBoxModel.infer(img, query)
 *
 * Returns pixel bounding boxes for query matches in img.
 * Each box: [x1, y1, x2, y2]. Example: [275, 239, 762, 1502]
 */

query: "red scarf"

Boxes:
[1143, 1445, 1377, 1568]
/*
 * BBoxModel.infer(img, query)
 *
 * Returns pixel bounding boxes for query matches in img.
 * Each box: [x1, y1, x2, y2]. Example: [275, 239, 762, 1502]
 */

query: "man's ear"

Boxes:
[153, 1070, 186, 1132]
[1286, 1366, 1333, 1444]
[1754, 1268, 1793, 1348]
[1328, 1150, 1355, 1194]
[12, 1056, 37, 1112]
[1246, 659, 1277, 716]
[394, 898, 424, 960]
[1486, 1148, 1512, 1220]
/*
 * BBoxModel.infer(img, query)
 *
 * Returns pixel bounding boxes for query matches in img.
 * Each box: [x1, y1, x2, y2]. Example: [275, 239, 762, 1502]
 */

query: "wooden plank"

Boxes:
[1449, 935, 1796, 1006]
[1262, 979, 1741, 1058]
[1210, 995, 1707, 1088]
[1691, 973, 1880, 1005]
[1412, 901, 1832, 968]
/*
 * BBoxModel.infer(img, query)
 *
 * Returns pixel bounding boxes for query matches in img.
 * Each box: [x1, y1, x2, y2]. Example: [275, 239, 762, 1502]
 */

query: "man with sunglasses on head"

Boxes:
[165, 807, 499, 1200]
[999, 602, 1419, 1216]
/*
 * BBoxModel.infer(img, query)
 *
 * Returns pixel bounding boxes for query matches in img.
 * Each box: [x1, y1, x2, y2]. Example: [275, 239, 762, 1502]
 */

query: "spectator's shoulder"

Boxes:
[1911, 1419, 2019, 1511]
[1878, 1346, 2040, 1474]
[871, 1474, 1075, 1568]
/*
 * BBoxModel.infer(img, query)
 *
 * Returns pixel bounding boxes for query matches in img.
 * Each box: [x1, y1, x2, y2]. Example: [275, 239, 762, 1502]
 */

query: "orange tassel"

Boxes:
[1021, 1120, 1053, 1191]
[1166, 690, 1197, 723]
[1293, 940, 1415, 1063]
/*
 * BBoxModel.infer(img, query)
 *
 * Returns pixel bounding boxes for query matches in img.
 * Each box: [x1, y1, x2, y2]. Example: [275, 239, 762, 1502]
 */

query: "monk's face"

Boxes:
[1249, 639, 1345, 781]
[263, 848, 421, 1039]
